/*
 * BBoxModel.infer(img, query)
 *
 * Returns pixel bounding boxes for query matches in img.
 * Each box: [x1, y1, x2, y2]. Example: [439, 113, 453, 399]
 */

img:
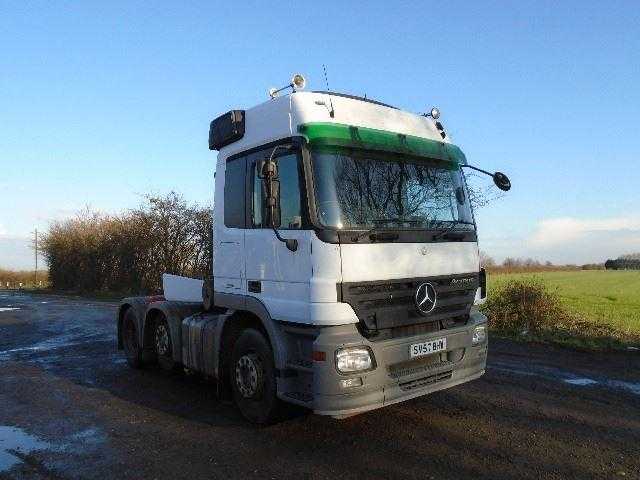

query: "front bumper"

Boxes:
[312, 310, 488, 418]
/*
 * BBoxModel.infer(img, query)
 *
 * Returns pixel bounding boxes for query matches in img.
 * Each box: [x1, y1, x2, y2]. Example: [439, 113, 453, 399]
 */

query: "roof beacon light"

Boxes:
[428, 107, 440, 119]
[269, 73, 307, 99]
[291, 74, 306, 91]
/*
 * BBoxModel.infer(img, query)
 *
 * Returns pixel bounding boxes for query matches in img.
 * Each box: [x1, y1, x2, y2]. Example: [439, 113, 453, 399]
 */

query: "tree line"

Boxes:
[479, 252, 605, 273]
[40, 193, 212, 294]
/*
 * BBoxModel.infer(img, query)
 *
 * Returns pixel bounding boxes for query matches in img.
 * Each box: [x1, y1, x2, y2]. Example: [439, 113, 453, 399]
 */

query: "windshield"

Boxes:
[311, 148, 474, 231]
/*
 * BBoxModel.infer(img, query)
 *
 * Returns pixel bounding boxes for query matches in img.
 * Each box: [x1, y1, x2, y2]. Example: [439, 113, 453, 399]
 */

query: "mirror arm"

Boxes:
[271, 222, 298, 252]
[461, 164, 511, 191]
[461, 164, 494, 177]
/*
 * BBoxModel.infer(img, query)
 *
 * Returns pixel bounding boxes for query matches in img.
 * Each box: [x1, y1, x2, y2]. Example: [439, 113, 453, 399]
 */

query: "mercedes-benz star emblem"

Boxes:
[415, 282, 437, 315]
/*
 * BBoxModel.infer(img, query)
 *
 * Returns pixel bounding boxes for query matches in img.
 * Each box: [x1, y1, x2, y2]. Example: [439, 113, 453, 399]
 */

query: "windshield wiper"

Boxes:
[432, 221, 475, 240]
[351, 226, 383, 242]
[371, 217, 422, 226]
[351, 218, 418, 242]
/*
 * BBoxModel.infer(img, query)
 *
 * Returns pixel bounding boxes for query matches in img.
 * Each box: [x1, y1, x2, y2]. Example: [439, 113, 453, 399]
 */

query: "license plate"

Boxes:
[410, 337, 447, 358]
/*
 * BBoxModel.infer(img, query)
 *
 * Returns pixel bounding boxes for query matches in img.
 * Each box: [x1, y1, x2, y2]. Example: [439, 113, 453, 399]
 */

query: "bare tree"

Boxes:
[40, 192, 212, 294]
[479, 251, 496, 267]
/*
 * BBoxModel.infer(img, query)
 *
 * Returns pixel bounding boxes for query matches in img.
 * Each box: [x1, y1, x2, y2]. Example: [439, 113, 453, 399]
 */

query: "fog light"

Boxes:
[472, 325, 487, 345]
[339, 377, 363, 388]
[335, 347, 374, 374]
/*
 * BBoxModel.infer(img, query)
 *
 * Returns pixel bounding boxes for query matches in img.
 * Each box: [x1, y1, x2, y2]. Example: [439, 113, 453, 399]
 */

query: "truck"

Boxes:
[116, 74, 511, 424]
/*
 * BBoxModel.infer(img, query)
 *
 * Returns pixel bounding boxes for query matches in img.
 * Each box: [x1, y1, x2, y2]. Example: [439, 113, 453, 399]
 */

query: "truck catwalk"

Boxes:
[1, 291, 638, 479]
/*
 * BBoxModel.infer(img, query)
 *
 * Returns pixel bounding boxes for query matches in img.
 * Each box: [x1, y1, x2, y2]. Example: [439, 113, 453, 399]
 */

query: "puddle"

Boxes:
[0, 332, 106, 358]
[490, 360, 640, 397]
[0, 308, 20, 312]
[564, 378, 598, 386]
[563, 377, 640, 395]
[0, 426, 50, 472]
[608, 380, 640, 396]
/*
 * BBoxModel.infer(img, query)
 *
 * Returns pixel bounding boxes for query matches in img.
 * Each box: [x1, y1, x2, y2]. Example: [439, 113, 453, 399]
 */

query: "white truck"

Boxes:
[117, 75, 510, 423]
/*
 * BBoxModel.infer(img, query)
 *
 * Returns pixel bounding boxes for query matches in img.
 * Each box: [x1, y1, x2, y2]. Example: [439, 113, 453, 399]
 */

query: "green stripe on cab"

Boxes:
[298, 122, 466, 165]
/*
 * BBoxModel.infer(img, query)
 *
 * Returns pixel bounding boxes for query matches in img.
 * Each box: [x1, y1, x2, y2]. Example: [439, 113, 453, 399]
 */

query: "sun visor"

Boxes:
[298, 122, 466, 165]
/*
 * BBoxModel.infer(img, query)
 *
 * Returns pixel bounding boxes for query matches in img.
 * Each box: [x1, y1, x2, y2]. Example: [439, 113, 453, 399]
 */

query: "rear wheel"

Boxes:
[153, 316, 177, 371]
[122, 309, 143, 369]
[231, 329, 280, 425]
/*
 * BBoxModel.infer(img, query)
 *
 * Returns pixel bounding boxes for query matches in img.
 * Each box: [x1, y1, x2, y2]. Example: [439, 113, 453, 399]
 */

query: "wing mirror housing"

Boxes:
[492, 171, 511, 191]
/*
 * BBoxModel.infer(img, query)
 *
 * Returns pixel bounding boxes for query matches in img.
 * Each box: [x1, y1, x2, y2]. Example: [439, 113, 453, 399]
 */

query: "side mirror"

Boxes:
[260, 158, 280, 220]
[462, 164, 512, 193]
[259, 158, 278, 180]
[493, 172, 511, 191]
[260, 146, 299, 252]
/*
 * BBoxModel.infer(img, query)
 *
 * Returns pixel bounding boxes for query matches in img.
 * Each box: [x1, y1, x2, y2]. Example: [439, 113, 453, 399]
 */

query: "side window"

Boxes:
[252, 150, 303, 229]
[224, 156, 246, 228]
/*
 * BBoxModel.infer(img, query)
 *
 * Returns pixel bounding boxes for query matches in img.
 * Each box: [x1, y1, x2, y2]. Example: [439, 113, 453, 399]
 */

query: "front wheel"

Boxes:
[231, 329, 281, 424]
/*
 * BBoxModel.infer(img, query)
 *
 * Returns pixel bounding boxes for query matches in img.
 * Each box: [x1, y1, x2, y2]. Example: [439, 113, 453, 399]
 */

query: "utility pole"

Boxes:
[34, 228, 38, 287]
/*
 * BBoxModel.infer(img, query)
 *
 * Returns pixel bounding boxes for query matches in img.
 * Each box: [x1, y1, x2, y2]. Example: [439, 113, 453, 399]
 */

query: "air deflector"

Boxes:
[209, 110, 245, 150]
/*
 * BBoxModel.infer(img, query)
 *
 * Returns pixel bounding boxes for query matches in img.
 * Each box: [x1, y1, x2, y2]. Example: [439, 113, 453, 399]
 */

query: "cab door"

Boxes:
[214, 154, 246, 295]
[243, 144, 312, 323]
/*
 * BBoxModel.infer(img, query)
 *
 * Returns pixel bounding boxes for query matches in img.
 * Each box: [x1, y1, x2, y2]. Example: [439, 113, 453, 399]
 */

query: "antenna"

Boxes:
[322, 64, 335, 118]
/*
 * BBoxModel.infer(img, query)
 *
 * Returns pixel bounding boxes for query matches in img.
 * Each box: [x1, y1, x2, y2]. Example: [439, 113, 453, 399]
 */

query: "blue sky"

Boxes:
[1, 1, 639, 269]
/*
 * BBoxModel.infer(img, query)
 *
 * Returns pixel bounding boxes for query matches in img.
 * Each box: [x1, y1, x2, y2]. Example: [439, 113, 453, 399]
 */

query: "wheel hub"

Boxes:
[235, 354, 263, 399]
[155, 324, 170, 356]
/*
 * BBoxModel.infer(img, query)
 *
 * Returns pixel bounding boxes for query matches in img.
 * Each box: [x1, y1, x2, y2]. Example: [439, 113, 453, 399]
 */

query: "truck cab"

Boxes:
[118, 85, 505, 423]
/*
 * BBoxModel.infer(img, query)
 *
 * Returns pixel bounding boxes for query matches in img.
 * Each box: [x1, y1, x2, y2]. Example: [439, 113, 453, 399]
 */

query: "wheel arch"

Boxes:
[142, 301, 202, 363]
[214, 294, 287, 377]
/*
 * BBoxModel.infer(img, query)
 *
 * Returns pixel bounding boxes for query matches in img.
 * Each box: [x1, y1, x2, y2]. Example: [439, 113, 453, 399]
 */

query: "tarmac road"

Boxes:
[0, 290, 638, 480]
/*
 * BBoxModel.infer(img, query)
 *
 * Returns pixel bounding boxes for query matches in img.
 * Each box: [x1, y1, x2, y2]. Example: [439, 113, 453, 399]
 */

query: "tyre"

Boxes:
[153, 316, 177, 372]
[122, 308, 143, 369]
[231, 329, 281, 425]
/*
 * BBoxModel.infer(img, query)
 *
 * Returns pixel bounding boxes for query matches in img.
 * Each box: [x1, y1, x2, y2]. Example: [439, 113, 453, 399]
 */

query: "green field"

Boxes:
[488, 270, 640, 337]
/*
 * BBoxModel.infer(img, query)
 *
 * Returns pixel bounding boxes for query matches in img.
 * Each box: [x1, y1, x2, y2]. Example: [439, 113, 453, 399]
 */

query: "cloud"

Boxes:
[0, 237, 37, 270]
[530, 217, 640, 248]
[480, 216, 640, 265]
[525, 216, 640, 264]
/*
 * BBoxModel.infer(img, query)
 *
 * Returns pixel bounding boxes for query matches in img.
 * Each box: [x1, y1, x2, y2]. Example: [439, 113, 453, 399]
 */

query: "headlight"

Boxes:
[472, 325, 487, 345]
[335, 347, 374, 374]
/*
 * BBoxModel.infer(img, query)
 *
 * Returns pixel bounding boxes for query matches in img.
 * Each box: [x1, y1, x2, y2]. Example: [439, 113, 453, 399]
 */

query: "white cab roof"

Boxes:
[218, 91, 450, 158]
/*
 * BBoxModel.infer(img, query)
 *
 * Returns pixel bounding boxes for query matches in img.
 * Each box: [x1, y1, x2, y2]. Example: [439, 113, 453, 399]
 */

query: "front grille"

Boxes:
[399, 370, 454, 391]
[340, 273, 478, 335]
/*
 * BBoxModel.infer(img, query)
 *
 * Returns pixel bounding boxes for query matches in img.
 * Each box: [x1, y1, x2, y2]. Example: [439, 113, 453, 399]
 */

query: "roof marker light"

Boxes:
[268, 73, 307, 99]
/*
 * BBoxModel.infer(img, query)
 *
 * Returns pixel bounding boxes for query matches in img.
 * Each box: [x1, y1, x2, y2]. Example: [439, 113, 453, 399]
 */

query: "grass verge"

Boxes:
[482, 274, 640, 350]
